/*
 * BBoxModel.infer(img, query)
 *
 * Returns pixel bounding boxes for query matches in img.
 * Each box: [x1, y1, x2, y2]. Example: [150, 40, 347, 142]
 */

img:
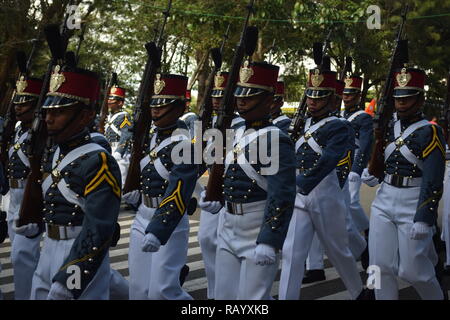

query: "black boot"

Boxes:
[179, 264, 190, 286]
[356, 288, 375, 300]
[361, 229, 370, 270]
[302, 269, 326, 284]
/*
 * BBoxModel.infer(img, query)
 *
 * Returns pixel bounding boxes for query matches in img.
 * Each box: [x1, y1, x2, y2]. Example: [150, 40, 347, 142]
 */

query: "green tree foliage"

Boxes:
[1, 0, 449, 117]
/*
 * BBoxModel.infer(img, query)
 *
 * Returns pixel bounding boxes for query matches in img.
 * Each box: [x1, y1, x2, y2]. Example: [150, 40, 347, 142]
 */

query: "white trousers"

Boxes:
[109, 269, 129, 300]
[279, 171, 363, 300]
[215, 202, 280, 300]
[442, 162, 450, 266]
[198, 208, 221, 299]
[112, 147, 129, 188]
[7, 187, 41, 300]
[369, 182, 443, 300]
[31, 236, 110, 300]
[128, 203, 192, 300]
[348, 176, 370, 232]
[306, 181, 367, 270]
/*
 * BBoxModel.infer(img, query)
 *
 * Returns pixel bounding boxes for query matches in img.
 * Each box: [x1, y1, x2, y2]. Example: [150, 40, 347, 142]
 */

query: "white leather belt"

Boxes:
[9, 179, 26, 189]
[143, 195, 163, 209]
[384, 174, 422, 188]
[225, 200, 266, 215]
[46, 224, 82, 240]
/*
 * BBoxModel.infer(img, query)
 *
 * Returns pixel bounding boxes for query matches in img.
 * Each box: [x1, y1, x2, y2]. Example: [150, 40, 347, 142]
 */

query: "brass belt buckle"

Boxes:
[47, 224, 60, 240]
[232, 203, 244, 215]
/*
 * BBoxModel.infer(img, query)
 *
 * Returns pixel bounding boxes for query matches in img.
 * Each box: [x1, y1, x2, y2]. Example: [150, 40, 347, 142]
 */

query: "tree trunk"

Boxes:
[194, 50, 210, 114]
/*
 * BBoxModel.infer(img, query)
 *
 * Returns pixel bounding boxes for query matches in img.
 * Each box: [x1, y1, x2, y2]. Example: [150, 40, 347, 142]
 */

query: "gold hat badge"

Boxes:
[154, 74, 165, 95]
[16, 76, 28, 94]
[239, 61, 254, 83]
[49, 65, 66, 93]
[111, 86, 118, 94]
[214, 72, 225, 88]
[311, 69, 324, 88]
[396, 68, 411, 87]
[344, 78, 353, 88]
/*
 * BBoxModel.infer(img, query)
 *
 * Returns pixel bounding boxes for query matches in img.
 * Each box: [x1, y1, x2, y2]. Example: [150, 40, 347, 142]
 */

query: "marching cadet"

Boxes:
[197, 71, 245, 300]
[270, 80, 291, 133]
[29, 65, 121, 299]
[200, 61, 296, 300]
[303, 79, 368, 284]
[104, 85, 132, 185]
[367, 68, 445, 300]
[5, 76, 43, 299]
[279, 69, 370, 300]
[197, 71, 228, 300]
[124, 74, 199, 300]
[341, 76, 373, 239]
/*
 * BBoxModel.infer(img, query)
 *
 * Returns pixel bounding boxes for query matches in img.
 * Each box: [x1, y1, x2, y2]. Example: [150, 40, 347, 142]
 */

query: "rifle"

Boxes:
[123, 0, 172, 194]
[442, 70, 450, 145]
[205, 0, 258, 202]
[17, 23, 69, 226]
[339, 56, 353, 81]
[97, 72, 118, 134]
[368, 5, 409, 178]
[289, 32, 332, 141]
[198, 24, 231, 134]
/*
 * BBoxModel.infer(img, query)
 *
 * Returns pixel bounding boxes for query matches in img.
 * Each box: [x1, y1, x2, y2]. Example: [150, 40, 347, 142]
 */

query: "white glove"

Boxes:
[348, 171, 361, 183]
[198, 190, 222, 214]
[142, 232, 161, 252]
[253, 243, 277, 266]
[361, 168, 379, 187]
[410, 222, 431, 240]
[13, 220, 39, 237]
[47, 282, 73, 300]
[122, 191, 140, 207]
[112, 151, 122, 161]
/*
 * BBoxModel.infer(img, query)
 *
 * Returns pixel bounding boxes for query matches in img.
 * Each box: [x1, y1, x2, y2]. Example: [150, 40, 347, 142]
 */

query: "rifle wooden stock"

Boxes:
[17, 60, 53, 227]
[368, 6, 409, 178]
[289, 93, 307, 141]
[444, 71, 450, 145]
[198, 69, 215, 134]
[205, 1, 255, 202]
[18, 21, 70, 227]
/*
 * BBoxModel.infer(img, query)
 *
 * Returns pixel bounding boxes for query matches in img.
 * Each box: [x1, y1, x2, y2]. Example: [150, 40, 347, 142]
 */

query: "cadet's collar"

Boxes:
[245, 118, 271, 130]
[271, 112, 282, 120]
[156, 122, 178, 137]
[344, 105, 360, 115]
[311, 112, 331, 124]
[59, 128, 91, 153]
[331, 110, 341, 118]
[399, 112, 424, 127]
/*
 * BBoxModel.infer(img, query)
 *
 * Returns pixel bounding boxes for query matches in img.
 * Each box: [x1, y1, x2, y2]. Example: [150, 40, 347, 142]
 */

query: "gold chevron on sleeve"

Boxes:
[423, 125, 445, 158]
[120, 116, 132, 129]
[159, 180, 186, 215]
[84, 152, 121, 198]
[337, 150, 352, 168]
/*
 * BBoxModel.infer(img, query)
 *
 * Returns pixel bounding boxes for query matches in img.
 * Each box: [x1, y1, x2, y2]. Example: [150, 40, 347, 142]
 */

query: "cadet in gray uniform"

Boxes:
[104, 86, 132, 185]
[29, 66, 121, 300]
[6, 76, 43, 300]
[341, 76, 373, 237]
[279, 69, 370, 300]
[201, 61, 297, 300]
[367, 68, 445, 300]
[125, 74, 200, 300]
